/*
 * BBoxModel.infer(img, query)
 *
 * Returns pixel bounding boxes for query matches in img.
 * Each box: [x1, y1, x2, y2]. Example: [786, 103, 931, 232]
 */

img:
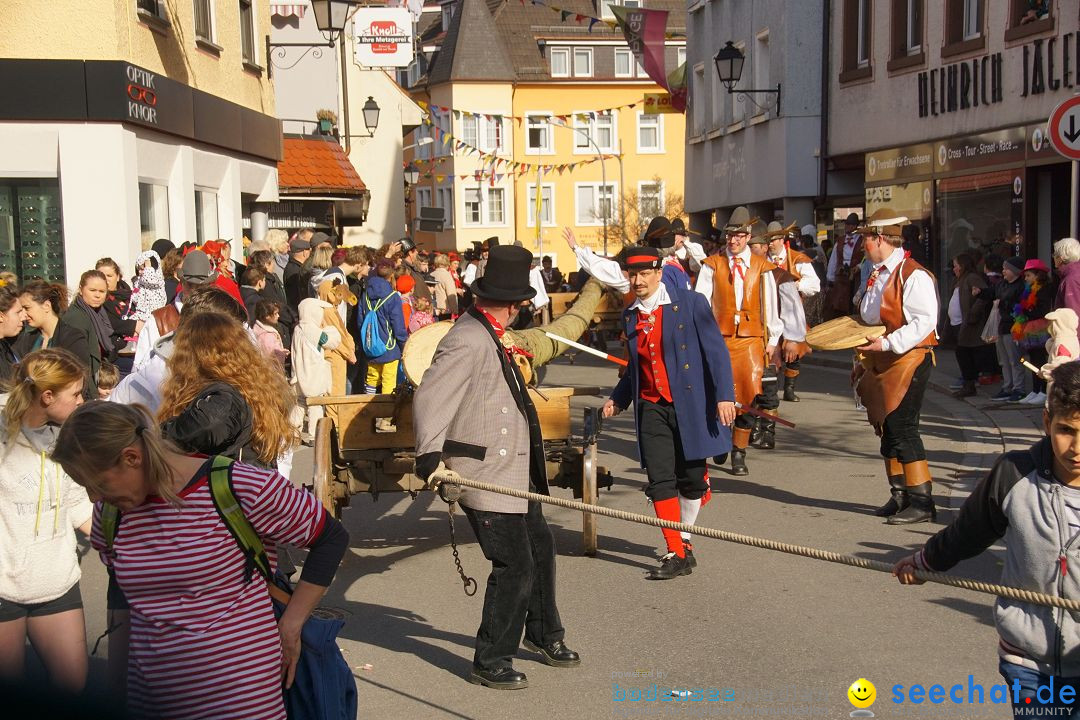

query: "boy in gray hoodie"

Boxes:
[895, 361, 1080, 717]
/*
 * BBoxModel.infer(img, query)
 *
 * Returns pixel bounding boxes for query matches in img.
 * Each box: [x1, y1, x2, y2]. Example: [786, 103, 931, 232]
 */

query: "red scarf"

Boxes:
[477, 309, 534, 359]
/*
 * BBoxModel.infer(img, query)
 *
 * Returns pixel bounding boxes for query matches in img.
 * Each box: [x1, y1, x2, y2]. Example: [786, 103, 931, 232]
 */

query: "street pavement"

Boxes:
[71, 347, 1045, 718]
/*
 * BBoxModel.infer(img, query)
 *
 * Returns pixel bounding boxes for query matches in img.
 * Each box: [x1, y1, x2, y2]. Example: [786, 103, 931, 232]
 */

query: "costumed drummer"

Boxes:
[413, 245, 579, 690]
[602, 246, 736, 580]
[853, 209, 940, 525]
[766, 221, 820, 403]
[695, 207, 783, 476]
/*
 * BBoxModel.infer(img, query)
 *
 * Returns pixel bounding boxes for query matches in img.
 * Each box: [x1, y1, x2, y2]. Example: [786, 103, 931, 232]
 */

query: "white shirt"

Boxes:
[574, 246, 629, 293]
[694, 249, 783, 346]
[628, 282, 671, 314]
[111, 351, 167, 412]
[677, 238, 707, 272]
[826, 232, 860, 283]
[462, 263, 478, 286]
[778, 281, 807, 342]
[133, 295, 182, 370]
[859, 247, 939, 354]
[771, 249, 821, 296]
[529, 266, 550, 309]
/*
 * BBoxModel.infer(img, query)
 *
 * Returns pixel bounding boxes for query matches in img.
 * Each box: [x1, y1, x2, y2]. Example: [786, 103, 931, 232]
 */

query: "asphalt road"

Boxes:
[71, 352, 1022, 719]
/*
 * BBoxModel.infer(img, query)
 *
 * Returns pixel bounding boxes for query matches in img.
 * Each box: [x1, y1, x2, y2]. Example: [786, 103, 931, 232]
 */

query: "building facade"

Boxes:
[829, 0, 1080, 292]
[0, 0, 282, 284]
[683, 0, 826, 236]
[404, 0, 686, 272]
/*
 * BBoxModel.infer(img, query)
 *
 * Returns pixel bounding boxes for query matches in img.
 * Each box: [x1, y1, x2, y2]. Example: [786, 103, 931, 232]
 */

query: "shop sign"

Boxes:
[85, 61, 195, 139]
[353, 8, 414, 68]
[266, 200, 334, 229]
[933, 127, 1026, 175]
[1027, 120, 1059, 163]
[1021, 33, 1080, 98]
[917, 54, 1003, 118]
[865, 143, 933, 183]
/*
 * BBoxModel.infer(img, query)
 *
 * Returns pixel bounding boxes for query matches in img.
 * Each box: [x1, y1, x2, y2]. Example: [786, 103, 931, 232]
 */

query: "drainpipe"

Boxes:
[341, 37, 351, 156]
[817, 0, 831, 218]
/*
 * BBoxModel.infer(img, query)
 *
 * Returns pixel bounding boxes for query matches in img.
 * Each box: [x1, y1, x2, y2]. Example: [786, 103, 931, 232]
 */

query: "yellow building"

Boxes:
[404, 0, 685, 274]
[0, 0, 281, 283]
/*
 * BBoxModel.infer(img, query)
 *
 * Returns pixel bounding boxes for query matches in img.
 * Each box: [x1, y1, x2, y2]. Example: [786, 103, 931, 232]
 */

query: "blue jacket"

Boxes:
[611, 266, 734, 463]
[359, 276, 408, 364]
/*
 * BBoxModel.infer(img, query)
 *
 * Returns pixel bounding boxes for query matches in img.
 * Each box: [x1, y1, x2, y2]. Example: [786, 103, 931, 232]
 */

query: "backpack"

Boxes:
[360, 291, 398, 358]
[101, 456, 358, 720]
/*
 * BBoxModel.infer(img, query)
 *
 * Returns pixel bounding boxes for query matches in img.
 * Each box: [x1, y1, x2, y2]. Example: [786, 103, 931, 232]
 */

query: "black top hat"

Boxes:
[845, 213, 861, 226]
[669, 217, 687, 236]
[470, 246, 536, 302]
[485, 235, 500, 247]
[643, 216, 675, 248]
[619, 246, 661, 270]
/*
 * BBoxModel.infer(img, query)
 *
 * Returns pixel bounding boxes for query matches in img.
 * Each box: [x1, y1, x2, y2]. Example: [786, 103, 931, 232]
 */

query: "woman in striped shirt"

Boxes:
[53, 402, 349, 720]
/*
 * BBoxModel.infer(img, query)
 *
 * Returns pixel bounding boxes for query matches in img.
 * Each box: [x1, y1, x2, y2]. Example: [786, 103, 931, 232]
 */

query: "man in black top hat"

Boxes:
[415, 245, 579, 690]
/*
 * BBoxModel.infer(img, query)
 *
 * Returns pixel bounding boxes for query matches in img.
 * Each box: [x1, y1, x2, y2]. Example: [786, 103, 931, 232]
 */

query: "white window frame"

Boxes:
[962, 0, 983, 40]
[638, 180, 664, 218]
[436, 186, 454, 228]
[526, 183, 556, 228]
[462, 184, 509, 228]
[905, 0, 922, 53]
[238, 0, 257, 65]
[600, 0, 641, 20]
[572, 110, 617, 155]
[486, 187, 505, 225]
[574, 182, 618, 226]
[615, 48, 634, 78]
[573, 47, 593, 77]
[525, 112, 554, 155]
[193, 0, 216, 43]
[856, 0, 870, 68]
[462, 115, 479, 148]
[550, 47, 570, 77]
[463, 186, 482, 225]
[636, 112, 663, 153]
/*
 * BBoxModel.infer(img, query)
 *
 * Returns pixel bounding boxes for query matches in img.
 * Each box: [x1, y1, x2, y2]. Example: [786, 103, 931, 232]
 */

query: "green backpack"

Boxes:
[101, 455, 276, 591]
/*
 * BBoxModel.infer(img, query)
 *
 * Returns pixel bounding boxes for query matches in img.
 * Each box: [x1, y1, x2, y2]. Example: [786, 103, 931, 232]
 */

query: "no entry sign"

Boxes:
[1049, 95, 1080, 161]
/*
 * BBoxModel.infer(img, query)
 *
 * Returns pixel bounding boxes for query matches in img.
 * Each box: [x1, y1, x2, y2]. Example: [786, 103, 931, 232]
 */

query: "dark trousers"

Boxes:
[956, 344, 998, 383]
[462, 501, 565, 671]
[639, 400, 708, 502]
[880, 353, 932, 463]
[756, 366, 780, 411]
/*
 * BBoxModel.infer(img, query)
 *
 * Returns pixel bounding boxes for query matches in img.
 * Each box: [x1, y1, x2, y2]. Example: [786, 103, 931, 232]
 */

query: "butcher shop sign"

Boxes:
[353, 8, 414, 68]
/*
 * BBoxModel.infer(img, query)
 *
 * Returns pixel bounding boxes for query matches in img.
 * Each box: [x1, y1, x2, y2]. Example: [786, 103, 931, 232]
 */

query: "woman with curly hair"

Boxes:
[157, 311, 295, 468]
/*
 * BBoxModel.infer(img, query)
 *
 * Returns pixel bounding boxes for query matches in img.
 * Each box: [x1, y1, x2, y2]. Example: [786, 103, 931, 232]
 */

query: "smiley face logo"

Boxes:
[848, 678, 877, 709]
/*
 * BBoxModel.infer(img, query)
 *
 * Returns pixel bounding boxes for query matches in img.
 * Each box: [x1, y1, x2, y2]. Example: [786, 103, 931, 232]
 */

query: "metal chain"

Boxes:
[432, 472, 1080, 613]
[446, 501, 477, 597]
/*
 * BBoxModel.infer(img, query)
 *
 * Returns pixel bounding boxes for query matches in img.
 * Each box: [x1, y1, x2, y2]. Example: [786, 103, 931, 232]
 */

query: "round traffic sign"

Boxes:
[1048, 95, 1080, 161]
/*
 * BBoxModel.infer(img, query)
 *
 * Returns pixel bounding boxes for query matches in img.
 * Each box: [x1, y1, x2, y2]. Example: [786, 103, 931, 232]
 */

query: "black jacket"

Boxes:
[996, 277, 1025, 336]
[260, 271, 294, 328]
[283, 258, 311, 316]
[13, 321, 102, 396]
[0, 335, 20, 382]
[103, 281, 138, 341]
[160, 381, 271, 469]
[240, 285, 262, 324]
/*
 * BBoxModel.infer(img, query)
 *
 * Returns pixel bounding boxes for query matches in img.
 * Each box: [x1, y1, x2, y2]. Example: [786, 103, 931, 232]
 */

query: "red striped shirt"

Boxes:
[91, 461, 327, 720]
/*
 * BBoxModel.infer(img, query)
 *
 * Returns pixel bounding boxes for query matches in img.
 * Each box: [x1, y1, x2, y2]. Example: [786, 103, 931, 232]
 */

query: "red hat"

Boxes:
[1024, 258, 1051, 274]
[396, 275, 416, 293]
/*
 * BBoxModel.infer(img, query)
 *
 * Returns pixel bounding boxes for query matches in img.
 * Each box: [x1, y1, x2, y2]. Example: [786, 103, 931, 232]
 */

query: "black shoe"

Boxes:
[647, 552, 693, 580]
[887, 482, 936, 525]
[468, 666, 529, 689]
[783, 375, 800, 402]
[748, 417, 764, 447]
[758, 421, 776, 450]
[952, 382, 977, 399]
[873, 476, 909, 517]
[730, 448, 748, 476]
[522, 638, 581, 667]
[682, 543, 697, 568]
[713, 453, 728, 465]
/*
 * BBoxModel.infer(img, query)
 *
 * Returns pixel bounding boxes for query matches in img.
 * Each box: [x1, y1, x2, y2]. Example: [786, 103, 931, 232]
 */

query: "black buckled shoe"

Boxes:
[758, 421, 776, 450]
[682, 542, 697, 568]
[730, 448, 749, 476]
[468, 666, 529, 689]
[522, 639, 581, 667]
[647, 552, 693, 580]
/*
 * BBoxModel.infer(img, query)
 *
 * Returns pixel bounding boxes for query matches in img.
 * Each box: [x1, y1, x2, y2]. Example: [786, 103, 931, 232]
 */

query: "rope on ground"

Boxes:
[432, 472, 1080, 613]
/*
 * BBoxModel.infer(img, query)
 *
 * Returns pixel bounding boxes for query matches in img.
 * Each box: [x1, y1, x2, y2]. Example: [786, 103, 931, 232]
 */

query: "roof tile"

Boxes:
[278, 137, 367, 197]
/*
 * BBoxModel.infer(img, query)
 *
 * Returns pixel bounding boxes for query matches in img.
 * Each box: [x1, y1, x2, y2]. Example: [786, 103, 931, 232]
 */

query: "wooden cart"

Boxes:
[306, 387, 612, 555]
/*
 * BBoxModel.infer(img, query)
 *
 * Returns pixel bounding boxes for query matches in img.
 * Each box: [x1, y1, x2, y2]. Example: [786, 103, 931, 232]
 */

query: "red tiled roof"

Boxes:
[278, 136, 367, 197]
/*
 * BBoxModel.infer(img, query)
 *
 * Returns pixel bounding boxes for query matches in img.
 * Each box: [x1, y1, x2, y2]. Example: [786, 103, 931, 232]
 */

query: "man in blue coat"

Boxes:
[603, 246, 737, 580]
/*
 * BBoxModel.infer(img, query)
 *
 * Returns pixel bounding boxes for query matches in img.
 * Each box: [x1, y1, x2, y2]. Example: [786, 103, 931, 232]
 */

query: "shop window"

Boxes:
[139, 182, 170, 248]
[0, 180, 66, 284]
[937, 170, 1021, 290]
[239, 0, 257, 66]
[1005, 0, 1054, 41]
[195, 188, 219, 245]
[840, 0, 873, 83]
[549, 47, 570, 77]
[889, 0, 925, 71]
[942, 0, 986, 58]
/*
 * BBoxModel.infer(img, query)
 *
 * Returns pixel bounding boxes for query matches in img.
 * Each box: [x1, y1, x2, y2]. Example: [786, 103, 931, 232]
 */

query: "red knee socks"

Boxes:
[652, 497, 684, 557]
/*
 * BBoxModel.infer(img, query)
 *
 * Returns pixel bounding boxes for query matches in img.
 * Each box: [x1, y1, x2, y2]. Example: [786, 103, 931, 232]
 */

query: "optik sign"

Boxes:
[353, 8, 414, 68]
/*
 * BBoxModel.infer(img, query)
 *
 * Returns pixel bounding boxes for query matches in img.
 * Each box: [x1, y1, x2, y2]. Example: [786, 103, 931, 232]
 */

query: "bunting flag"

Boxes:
[610, 6, 673, 105]
[416, 100, 639, 123]
[524, 0, 685, 39]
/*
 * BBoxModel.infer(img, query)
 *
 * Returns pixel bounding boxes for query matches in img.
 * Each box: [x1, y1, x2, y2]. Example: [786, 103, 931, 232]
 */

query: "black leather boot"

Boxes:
[468, 666, 529, 689]
[887, 482, 936, 524]
[730, 448, 748, 476]
[873, 476, 908, 517]
[682, 541, 697, 568]
[748, 416, 764, 447]
[758, 420, 776, 450]
[783, 374, 800, 402]
[522, 639, 581, 667]
[952, 382, 976, 399]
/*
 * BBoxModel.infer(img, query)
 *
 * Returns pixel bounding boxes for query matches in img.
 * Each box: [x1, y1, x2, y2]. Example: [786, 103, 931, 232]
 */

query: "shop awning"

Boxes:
[277, 136, 367, 199]
[270, 3, 306, 18]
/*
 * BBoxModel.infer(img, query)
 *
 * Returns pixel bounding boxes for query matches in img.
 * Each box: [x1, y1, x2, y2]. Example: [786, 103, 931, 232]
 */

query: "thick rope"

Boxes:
[433, 472, 1080, 613]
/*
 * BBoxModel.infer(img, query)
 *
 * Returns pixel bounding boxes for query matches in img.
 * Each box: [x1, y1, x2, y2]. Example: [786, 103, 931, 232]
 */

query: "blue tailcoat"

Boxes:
[611, 265, 735, 465]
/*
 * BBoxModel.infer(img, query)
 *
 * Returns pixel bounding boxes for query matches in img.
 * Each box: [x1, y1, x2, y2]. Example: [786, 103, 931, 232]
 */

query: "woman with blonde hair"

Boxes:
[53, 401, 348, 719]
[157, 311, 295, 468]
[0, 348, 92, 692]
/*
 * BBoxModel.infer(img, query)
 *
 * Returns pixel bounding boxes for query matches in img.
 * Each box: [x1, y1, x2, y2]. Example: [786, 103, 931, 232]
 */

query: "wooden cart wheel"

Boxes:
[312, 417, 337, 518]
